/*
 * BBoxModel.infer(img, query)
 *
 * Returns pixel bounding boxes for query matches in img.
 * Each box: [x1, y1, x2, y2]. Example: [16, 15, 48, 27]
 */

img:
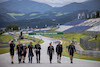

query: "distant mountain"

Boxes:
[0, 10, 89, 28]
[0, 13, 16, 27]
[0, 0, 53, 14]
[0, 0, 100, 28]
[50, 0, 100, 13]
[82, 0, 100, 11]
[50, 2, 90, 13]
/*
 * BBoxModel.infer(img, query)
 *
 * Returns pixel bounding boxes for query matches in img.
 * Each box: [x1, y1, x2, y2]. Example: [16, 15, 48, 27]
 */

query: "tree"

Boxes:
[6, 24, 19, 31]
[96, 11, 100, 18]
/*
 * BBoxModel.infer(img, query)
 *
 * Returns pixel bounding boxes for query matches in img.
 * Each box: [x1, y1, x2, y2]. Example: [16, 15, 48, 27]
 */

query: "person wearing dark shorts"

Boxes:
[22, 43, 27, 63]
[47, 42, 54, 63]
[28, 42, 34, 63]
[9, 40, 15, 64]
[68, 42, 76, 63]
[16, 41, 23, 64]
[35, 42, 41, 63]
[56, 41, 63, 63]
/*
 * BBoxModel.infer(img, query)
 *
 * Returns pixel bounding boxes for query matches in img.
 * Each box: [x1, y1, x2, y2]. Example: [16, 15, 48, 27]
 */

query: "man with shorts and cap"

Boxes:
[68, 42, 76, 63]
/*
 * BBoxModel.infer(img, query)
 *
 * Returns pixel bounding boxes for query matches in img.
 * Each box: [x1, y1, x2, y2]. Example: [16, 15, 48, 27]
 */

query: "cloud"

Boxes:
[31, 0, 87, 7]
[0, 0, 88, 7]
[0, 0, 8, 3]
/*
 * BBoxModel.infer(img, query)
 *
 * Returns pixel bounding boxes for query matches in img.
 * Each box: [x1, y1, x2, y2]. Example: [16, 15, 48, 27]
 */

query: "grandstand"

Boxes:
[33, 28, 51, 32]
[87, 25, 100, 32]
[64, 26, 90, 33]
[77, 18, 100, 26]
[55, 25, 73, 32]
[55, 18, 100, 32]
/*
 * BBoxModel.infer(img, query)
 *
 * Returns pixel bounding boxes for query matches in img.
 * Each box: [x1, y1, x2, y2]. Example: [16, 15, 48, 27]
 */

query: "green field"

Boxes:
[7, 13, 25, 20]
[0, 44, 7, 46]
[49, 28, 58, 32]
[0, 47, 10, 54]
[7, 13, 25, 16]
[45, 33, 86, 42]
[30, 13, 37, 16]
[0, 35, 14, 42]
[45, 33, 100, 61]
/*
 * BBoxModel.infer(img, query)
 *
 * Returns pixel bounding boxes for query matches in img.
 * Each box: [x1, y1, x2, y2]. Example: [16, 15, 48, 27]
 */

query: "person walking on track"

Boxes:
[56, 41, 63, 63]
[28, 42, 34, 63]
[22, 43, 27, 63]
[47, 42, 54, 63]
[68, 42, 76, 64]
[35, 42, 41, 63]
[16, 41, 23, 64]
[9, 40, 15, 64]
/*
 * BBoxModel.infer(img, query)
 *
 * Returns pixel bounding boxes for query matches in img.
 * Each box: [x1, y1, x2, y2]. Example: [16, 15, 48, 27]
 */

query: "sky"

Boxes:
[0, 0, 88, 7]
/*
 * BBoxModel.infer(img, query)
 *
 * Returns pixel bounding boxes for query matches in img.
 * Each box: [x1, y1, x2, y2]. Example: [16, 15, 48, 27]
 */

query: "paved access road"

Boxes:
[0, 35, 100, 67]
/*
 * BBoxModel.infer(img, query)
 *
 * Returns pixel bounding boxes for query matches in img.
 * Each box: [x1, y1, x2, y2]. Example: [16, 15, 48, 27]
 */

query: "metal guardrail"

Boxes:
[80, 38, 100, 50]
[76, 50, 100, 57]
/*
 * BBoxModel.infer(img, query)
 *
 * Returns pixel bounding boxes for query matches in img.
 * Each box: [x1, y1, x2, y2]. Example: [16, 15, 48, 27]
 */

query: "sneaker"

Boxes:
[23, 61, 25, 63]
[19, 61, 21, 64]
[59, 61, 61, 63]
[71, 62, 73, 64]
[57, 60, 59, 63]
[39, 61, 40, 63]
[11, 62, 14, 64]
[50, 61, 52, 64]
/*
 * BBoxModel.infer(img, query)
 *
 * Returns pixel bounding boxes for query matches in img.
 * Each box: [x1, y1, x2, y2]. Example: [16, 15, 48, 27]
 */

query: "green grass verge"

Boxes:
[45, 33, 86, 42]
[0, 44, 8, 46]
[0, 35, 14, 42]
[50, 28, 58, 32]
[88, 34, 100, 42]
[0, 47, 10, 54]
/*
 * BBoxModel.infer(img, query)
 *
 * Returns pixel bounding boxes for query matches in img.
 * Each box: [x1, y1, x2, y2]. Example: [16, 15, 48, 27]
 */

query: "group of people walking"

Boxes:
[9, 41, 41, 64]
[9, 40, 76, 64]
